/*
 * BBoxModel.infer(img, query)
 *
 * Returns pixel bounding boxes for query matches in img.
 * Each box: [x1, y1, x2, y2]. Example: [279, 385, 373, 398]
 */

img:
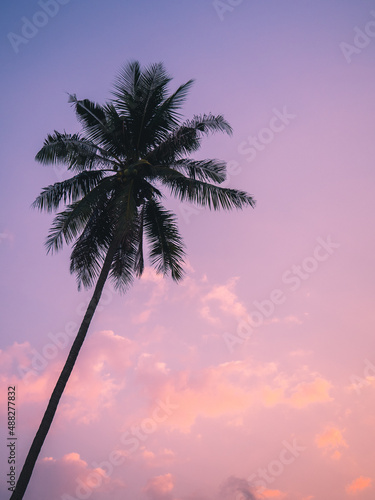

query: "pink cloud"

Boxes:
[201, 278, 248, 322]
[261, 372, 333, 409]
[28, 452, 125, 500]
[0, 341, 32, 375]
[345, 476, 372, 494]
[330, 450, 342, 460]
[200, 305, 221, 325]
[219, 476, 256, 500]
[136, 353, 170, 376]
[289, 377, 333, 408]
[60, 330, 135, 423]
[140, 447, 175, 467]
[139, 267, 169, 306]
[133, 309, 153, 324]
[0, 331, 137, 431]
[257, 489, 286, 499]
[144, 473, 175, 500]
[315, 427, 348, 455]
[152, 361, 269, 431]
[130, 360, 335, 432]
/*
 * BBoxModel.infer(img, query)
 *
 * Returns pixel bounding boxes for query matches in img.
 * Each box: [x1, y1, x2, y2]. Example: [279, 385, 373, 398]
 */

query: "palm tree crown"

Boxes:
[33, 61, 255, 289]
[11, 61, 255, 500]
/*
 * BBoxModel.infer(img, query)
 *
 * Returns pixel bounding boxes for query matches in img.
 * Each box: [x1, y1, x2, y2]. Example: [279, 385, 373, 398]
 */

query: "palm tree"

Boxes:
[11, 61, 255, 499]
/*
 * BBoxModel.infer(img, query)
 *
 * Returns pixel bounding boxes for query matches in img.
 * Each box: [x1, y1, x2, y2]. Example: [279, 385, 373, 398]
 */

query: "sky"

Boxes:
[1, 0, 375, 499]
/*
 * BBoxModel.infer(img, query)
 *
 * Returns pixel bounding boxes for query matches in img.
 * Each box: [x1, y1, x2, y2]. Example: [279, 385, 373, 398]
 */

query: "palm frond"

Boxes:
[144, 199, 186, 281]
[164, 176, 256, 210]
[68, 96, 124, 159]
[69, 202, 114, 289]
[145, 114, 232, 164]
[102, 103, 135, 159]
[111, 62, 192, 156]
[69, 219, 110, 289]
[137, 79, 195, 155]
[69, 183, 138, 290]
[32, 170, 106, 212]
[109, 217, 139, 292]
[150, 79, 194, 129]
[69, 95, 107, 131]
[172, 159, 226, 184]
[145, 125, 200, 164]
[45, 177, 115, 253]
[111, 60, 142, 113]
[134, 204, 145, 277]
[35, 131, 105, 171]
[112, 62, 170, 115]
[184, 114, 233, 136]
[45, 202, 91, 254]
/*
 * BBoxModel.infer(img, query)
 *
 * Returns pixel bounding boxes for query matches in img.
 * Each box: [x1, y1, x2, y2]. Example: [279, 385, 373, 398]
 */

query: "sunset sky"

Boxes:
[1, 1, 375, 499]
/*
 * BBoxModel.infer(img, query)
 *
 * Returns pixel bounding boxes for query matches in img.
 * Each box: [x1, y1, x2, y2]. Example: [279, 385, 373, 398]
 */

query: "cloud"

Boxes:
[128, 267, 172, 324]
[139, 267, 169, 306]
[330, 450, 342, 460]
[257, 490, 286, 499]
[219, 476, 256, 500]
[0, 331, 137, 428]
[61, 330, 135, 423]
[140, 447, 175, 467]
[143, 473, 175, 500]
[345, 476, 372, 494]
[0, 333, 334, 440]
[261, 372, 333, 409]
[152, 360, 278, 432]
[315, 427, 348, 458]
[134, 353, 171, 395]
[288, 377, 333, 408]
[0, 342, 58, 410]
[132, 359, 334, 432]
[218, 479, 286, 500]
[28, 452, 124, 500]
[200, 305, 221, 325]
[200, 279, 301, 331]
[0, 341, 31, 374]
[132, 308, 153, 324]
[201, 278, 248, 323]
[347, 359, 375, 394]
[136, 353, 170, 376]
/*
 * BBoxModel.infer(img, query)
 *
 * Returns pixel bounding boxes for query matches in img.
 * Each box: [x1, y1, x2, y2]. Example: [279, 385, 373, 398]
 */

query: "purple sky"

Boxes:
[1, 1, 375, 499]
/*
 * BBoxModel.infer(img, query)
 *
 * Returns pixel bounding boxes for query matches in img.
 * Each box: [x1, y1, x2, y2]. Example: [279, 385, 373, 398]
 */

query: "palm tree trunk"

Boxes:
[11, 237, 119, 500]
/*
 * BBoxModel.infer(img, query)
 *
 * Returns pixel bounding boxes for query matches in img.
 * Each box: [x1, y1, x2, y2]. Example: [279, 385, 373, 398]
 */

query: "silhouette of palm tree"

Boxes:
[11, 61, 255, 499]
